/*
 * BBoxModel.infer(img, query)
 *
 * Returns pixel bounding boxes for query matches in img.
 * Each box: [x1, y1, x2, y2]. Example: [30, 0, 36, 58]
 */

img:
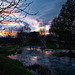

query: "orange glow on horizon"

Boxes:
[0, 31, 18, 37]
[39, 32, 50, 35]
[0, 30, 53, 37]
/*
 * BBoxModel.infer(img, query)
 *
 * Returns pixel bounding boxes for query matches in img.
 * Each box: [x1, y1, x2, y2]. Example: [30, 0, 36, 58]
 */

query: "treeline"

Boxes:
[0, 31, 51, 47]
[0, 32, 42, 45]
[49, 0, 75, 51]
[0, 38, 22, 45]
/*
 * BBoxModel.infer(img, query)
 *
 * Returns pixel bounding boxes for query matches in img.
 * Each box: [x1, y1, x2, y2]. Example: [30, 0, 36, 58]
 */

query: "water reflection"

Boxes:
[8, 54, 17, 60]
[8, 46, 75, 75]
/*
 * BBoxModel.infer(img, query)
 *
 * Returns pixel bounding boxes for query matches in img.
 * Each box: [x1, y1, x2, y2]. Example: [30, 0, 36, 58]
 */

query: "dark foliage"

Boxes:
[26, 64, 51, 75]
[50, 0, 75, 51]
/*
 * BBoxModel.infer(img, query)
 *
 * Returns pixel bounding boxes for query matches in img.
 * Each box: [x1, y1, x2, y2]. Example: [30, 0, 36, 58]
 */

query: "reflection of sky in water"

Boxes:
[30, 56, 38, 64]
[8, 54, 17, 60]
[8, 47, 75, 67]
[8, 46, 75, 75]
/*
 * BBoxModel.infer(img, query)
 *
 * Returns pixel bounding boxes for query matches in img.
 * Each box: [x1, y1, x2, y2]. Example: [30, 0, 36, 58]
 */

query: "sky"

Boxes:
[27, 0, 67, 30]
[0, 0, 67, 36]
[29, 0, 66, 22]
[20, 0, 67, 31]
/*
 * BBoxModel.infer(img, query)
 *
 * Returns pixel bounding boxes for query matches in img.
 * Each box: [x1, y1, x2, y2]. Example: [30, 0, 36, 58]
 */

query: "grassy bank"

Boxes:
[0, 45, 34, 75]
[0, 45, 23, 55]
[46, 42, 75, 50]
[25, 40, 75, 50]
[0, 54, 34, 75]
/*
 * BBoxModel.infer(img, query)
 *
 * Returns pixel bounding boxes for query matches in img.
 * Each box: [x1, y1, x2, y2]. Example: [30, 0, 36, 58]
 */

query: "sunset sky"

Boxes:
[0, 0, 67, 36]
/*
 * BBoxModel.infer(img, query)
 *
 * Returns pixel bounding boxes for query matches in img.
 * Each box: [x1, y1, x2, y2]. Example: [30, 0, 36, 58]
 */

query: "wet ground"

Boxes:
[8, 46, 75, 75]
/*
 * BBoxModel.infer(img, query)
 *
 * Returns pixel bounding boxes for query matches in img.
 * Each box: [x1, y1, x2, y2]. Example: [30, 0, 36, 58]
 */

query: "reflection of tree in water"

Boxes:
[68, 57, 72, 66]
[40, 47, 45, 53]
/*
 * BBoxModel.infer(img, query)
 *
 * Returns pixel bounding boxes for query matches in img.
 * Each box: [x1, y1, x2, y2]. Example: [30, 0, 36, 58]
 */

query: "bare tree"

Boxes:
[0, 0, 37, 51]
[17, 26, 31, 45]
[0, 0, 37, 25]
[39, 28, 47, 49]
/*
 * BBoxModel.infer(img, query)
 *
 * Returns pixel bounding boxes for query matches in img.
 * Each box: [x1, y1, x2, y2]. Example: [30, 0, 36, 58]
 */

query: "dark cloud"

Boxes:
[28, 0, 67, 24]
[0, 0, 67, 32]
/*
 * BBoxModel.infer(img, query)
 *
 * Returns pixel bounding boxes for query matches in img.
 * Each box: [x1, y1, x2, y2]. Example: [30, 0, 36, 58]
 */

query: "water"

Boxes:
[8, 46, 75, 75]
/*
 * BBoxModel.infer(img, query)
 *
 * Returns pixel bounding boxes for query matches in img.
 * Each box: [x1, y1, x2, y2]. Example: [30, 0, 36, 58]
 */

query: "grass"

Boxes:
[0, 45, 23, 55]
[46, 42, 56, 49]
[0, 54, 34, 75]
[0, 45, 34, 75]
[24, 40, 75, 50]
[25, 40, 40, 46]
[46, 42, 75, 50]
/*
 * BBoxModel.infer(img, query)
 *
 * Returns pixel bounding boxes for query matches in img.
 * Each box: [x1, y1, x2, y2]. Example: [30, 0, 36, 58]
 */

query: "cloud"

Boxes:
[0, 0, 67, 33]
[28, 0, 67, 24]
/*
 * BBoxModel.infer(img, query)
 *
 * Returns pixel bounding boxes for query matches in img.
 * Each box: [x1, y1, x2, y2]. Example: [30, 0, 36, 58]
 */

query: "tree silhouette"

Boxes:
[17, 26, 31, 45]
[0, 0, 37, 52]
[50, 0, 75, 51]
[0, 0, 38, 26]
[59, 0, 75, 51]
[39, 29, 47, 49]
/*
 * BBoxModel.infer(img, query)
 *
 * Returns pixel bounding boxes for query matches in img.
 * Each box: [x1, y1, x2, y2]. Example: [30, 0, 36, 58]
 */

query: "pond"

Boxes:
[8, 46, 75, 75]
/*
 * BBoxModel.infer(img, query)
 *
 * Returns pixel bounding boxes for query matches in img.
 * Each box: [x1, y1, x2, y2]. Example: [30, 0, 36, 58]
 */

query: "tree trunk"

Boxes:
[69, 27, 72, 52]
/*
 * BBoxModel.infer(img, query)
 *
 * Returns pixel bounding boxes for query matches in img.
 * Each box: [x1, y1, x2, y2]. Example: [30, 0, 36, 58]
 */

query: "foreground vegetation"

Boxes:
[0, 54, 34, 75]
[0, 45, 23, 55]
[0, 41, 74, 75]
[0, 45, 34, 75]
